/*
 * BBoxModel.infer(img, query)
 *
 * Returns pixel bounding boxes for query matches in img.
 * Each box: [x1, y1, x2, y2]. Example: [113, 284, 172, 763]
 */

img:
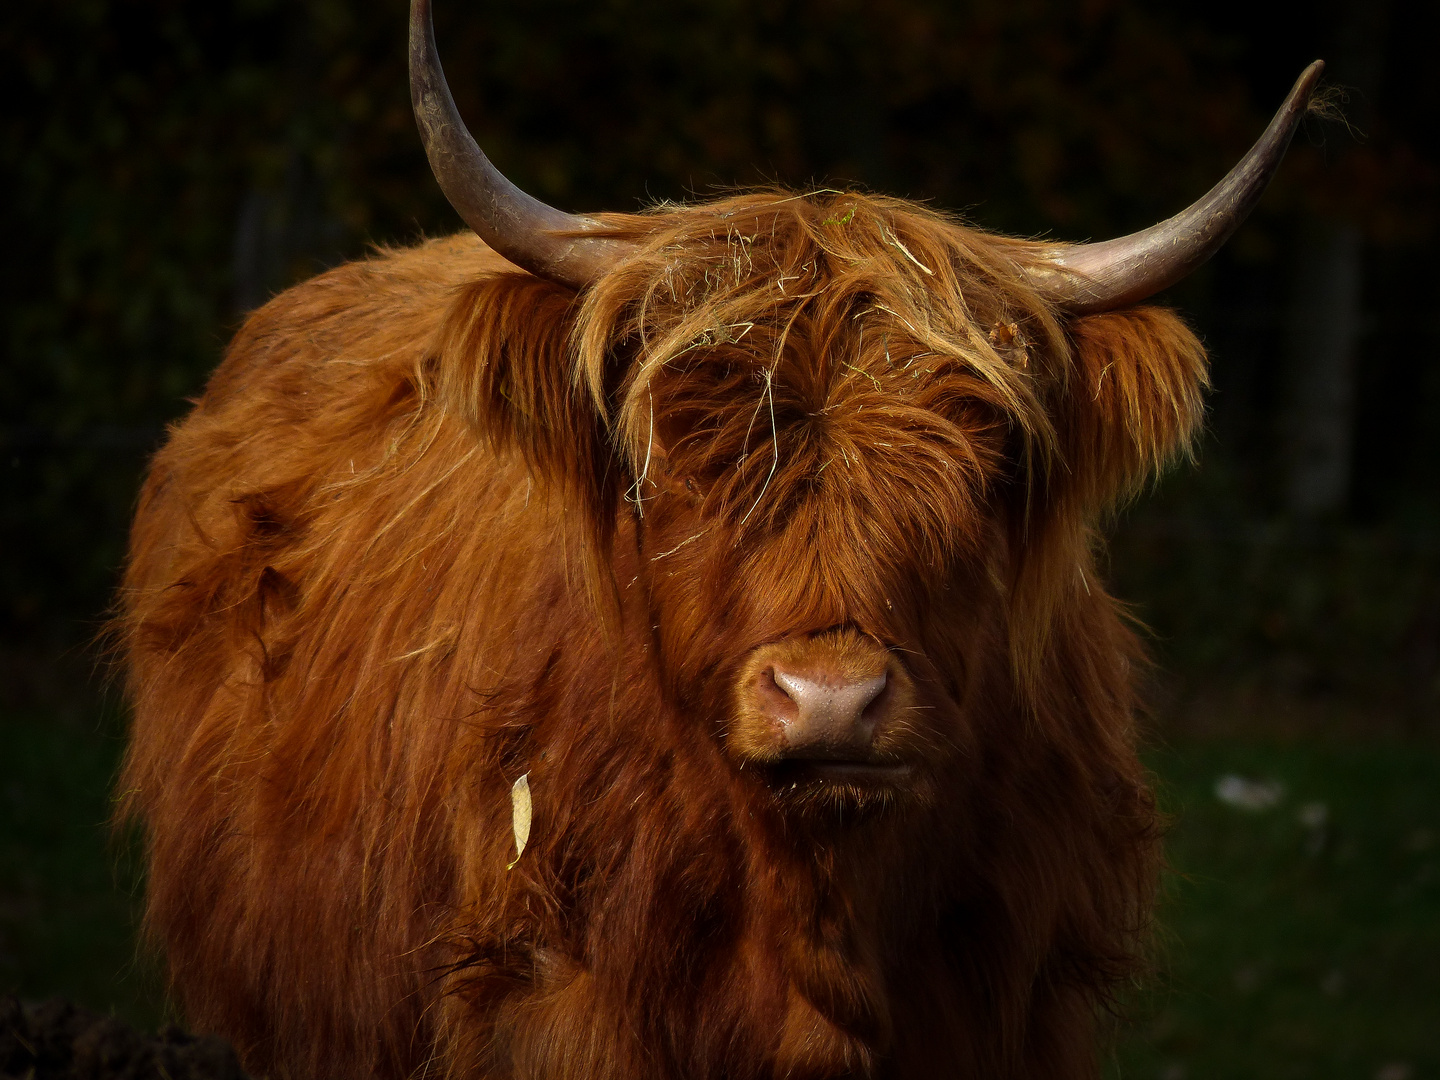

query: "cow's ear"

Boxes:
[1053, 306, 1209, 512]
[1008, 306, 1209, 692]
[435, 273, 622, 594]
[437, 274, 603, 478]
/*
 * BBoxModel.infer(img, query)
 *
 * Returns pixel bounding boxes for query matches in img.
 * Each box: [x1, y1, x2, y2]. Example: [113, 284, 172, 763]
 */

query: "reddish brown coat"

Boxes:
[119, 192, 1207, 1079]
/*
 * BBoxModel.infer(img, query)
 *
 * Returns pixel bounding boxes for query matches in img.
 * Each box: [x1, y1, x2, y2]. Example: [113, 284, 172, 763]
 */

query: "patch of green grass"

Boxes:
[0, 702, 166, 1027]
[1111, 741, 1440, 1080]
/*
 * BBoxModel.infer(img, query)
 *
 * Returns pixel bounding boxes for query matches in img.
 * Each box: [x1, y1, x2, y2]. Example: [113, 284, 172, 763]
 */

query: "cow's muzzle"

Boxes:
[728, 629, 917, 784]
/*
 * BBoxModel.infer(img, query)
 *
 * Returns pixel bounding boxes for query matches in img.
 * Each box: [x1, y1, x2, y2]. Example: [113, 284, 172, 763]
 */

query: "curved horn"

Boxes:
[1035, 61, 1325, 312]
[409, 0, 624, 289]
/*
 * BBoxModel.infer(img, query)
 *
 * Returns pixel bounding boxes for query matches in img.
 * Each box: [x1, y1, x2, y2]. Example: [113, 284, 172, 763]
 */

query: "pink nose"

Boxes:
[762, 667, 888, 759]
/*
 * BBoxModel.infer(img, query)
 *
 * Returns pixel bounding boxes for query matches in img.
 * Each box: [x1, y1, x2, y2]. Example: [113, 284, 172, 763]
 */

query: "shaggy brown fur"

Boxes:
[118, 190, 1207, 1080]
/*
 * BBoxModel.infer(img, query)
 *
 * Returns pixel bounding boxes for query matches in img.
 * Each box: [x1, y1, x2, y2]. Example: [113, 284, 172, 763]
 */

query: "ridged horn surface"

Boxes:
[1034, 61, 1324, 312]
[409, 0, 625, 289]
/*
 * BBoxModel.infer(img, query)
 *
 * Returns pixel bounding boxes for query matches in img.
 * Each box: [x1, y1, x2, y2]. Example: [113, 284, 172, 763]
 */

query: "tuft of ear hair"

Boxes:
[1059, 305, 1210, 512]
[436, 275, 590, 472]
[434, 273, 625, 628]
[1008, 305, 1208, 698]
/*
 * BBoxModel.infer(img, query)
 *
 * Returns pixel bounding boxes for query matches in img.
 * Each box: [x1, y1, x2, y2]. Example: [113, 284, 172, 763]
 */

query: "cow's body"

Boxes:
[119, 193, 1212, 1079]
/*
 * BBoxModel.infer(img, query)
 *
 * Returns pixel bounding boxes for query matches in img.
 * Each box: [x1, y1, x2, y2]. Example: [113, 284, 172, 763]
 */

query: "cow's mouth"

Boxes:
[766, 758, 913, 787]
[760, 757, 916, 820]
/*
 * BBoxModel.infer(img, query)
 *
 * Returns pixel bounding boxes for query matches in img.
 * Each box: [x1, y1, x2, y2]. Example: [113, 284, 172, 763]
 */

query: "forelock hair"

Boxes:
[575, 191, 1070, 488]
[428, 187, 1206, 701]
[555, 192, 1203, 683]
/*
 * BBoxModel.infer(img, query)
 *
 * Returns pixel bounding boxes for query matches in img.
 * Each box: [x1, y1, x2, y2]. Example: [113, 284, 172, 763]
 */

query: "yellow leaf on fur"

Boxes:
[507, 773, 531, 870]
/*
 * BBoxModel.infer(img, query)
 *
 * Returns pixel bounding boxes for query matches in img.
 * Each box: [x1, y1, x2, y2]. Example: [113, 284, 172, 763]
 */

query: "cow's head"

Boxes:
[414, 0, 1320, 817]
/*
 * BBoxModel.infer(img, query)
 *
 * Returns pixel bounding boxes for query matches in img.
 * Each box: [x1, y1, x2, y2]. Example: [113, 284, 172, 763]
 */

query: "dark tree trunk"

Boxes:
[1279, 0, 1389, 519]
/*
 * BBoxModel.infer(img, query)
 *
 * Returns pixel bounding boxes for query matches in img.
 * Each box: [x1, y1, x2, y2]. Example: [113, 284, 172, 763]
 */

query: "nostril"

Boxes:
[755, 667, 799, 719]
[769, 668, 888, 758]
[859, 673, 890, 718]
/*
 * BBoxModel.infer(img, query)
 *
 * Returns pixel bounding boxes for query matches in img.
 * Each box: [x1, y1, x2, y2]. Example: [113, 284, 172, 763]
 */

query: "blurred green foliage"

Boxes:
[1112, 740, 1440, 1079]
[0, 703, 164, 1030]
[1110, 468, 1440, 733]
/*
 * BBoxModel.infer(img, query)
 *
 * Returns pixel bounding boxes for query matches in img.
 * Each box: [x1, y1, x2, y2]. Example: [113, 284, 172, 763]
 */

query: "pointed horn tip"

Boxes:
[1035, 59, 1330, 312]
[1292, 60, 1325, 109]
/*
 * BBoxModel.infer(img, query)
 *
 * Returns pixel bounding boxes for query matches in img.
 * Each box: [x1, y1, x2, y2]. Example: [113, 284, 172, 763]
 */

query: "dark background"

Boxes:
[5, 0, 1439, 726]
[3, 0, 1438, 1075]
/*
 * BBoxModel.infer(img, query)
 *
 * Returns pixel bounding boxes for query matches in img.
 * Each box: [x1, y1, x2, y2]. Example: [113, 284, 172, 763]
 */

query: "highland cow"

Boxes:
[116, 3, 1323, 1077]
